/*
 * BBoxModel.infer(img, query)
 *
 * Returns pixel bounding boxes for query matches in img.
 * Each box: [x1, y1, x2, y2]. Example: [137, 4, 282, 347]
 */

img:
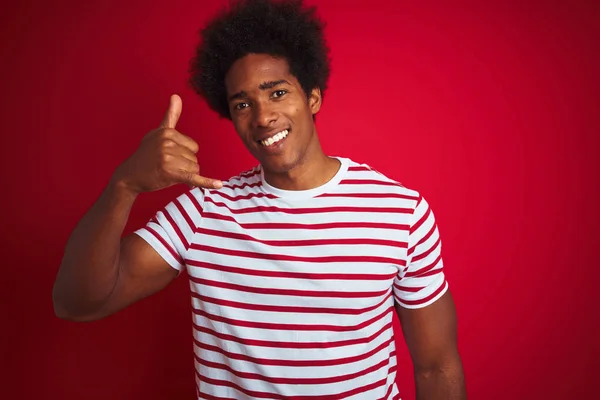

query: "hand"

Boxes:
[113, 94, 223, 195]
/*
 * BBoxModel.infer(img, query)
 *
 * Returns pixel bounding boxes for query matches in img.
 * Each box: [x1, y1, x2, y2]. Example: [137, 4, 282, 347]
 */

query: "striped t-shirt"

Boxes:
[135, 157, 448, 399]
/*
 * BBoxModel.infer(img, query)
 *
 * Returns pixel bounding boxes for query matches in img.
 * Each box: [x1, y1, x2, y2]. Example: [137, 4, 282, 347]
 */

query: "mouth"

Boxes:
[257, 129, 290, 147]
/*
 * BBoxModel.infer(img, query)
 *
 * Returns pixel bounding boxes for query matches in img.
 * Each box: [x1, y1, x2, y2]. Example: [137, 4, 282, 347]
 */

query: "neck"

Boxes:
[262, 135, 341, 191]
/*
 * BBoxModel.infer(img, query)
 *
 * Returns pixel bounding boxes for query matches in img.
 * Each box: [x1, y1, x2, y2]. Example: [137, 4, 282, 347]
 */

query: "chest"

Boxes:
[185, 196, 409, 308]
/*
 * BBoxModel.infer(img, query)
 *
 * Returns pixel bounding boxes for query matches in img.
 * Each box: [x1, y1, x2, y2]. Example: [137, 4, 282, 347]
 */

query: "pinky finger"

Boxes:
[188, 174, 223, 189]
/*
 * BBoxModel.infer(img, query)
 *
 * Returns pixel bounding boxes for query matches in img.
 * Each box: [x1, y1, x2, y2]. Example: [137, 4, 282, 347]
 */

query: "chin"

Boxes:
[260, 154, 301, 175]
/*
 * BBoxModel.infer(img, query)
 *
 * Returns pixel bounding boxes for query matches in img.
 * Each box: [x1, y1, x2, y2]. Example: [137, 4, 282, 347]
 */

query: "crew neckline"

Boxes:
[260, 156, 349, 200]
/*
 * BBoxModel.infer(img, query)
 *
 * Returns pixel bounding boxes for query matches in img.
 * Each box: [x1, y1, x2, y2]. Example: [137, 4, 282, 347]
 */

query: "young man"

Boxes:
[53, 0, 466, 398]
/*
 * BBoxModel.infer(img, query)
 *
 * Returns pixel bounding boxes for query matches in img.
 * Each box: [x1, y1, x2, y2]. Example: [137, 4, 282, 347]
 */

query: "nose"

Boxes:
[252, 101, 277, 128]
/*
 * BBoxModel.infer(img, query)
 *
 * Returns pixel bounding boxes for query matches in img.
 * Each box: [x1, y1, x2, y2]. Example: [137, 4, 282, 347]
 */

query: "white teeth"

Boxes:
[261, 129, 289, 146]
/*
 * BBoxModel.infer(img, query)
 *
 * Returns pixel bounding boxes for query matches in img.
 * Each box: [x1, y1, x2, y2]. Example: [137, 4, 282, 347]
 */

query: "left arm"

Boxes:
[396, 289, 466, 400]
[393, 194, 466, 399]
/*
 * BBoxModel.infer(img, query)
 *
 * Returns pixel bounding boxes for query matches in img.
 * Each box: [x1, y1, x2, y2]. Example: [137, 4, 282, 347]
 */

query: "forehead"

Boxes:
[225, 53, 296, 94]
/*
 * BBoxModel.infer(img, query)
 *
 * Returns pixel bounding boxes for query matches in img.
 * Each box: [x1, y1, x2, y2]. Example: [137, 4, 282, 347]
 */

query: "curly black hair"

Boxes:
[189, 0, 331, 119]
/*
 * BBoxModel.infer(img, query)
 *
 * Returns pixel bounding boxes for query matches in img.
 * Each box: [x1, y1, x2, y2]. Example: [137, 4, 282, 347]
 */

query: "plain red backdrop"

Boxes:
[1, 0, 598, 399]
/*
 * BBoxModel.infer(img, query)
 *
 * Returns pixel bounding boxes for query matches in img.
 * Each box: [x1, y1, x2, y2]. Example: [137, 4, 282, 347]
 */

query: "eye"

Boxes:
[272, 90, 287, 98]
[235, 102, 249, 110]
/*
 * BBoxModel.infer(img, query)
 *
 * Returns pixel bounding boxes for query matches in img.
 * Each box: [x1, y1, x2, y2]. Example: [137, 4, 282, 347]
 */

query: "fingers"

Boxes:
[157, 94, 220, 190]
[177, 147, 198, 164]
[172, 158, 223, 189]
[188, 174, 223, 189]
[160, 94, 182, 129]
[156, 95, 199, 153]
[168, 130, 200, 154]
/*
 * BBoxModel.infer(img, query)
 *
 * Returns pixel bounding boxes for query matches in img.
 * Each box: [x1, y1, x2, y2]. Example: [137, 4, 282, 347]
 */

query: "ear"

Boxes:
[308, 87, 322, 114]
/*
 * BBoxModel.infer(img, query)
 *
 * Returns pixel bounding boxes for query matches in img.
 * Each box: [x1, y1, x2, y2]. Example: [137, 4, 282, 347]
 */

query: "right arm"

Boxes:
[52, 179, 177, 321]
[52, 94, 222, 322]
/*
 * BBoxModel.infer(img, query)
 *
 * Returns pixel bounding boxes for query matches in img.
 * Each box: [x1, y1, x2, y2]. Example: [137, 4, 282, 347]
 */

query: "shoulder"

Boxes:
[221, 165, 262, 190]
[191, 165, 263, 202]
[156, 166, 262, 219]
[343, 158, 441, 229]
[343, 158, 422, 203]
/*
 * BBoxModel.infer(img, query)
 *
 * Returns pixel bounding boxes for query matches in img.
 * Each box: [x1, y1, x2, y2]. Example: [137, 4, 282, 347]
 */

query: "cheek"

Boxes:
[232, 117, 249, 135]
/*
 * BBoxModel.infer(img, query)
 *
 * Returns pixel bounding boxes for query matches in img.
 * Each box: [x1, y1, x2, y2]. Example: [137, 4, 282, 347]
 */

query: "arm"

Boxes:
[52, 179, 178, 321]
[395, 290, 466, 400]
[52, 94, 222, 321]
[393, 193, 466, 398]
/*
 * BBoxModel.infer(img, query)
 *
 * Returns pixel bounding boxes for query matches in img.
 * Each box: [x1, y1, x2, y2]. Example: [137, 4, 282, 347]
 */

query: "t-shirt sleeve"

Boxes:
[133, 188, 205, 273]
[393, 194, 448, 309]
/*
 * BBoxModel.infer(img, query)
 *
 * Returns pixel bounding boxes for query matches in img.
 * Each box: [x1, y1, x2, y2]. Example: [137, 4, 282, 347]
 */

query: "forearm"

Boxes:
[53, 178, 137, 319]
[415, 361, 466, 400]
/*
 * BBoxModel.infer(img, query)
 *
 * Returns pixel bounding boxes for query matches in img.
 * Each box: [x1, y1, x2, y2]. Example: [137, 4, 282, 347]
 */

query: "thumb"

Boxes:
[159, 94, 182, 129]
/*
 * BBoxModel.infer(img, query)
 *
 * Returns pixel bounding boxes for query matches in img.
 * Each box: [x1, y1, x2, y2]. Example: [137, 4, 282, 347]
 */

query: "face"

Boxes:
[225, 53, 322, 174]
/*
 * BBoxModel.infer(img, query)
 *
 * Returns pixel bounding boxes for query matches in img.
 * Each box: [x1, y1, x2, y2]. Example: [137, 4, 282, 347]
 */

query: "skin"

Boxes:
[52, 95, 220, 321]
[225, 53, 340, 190]
[52, 53, 465, 398]
[396, 292, 467, 399]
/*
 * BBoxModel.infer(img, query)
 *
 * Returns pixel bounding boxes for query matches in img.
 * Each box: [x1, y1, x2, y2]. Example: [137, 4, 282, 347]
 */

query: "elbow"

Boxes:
[52, 289, 100, 322]
[53, 302, 100, 322]
[53, 302, 79, 321]
[414, 355, 466, 399]
[52, 297, 81, 321]
[415, 364, 462, 381]
[414, 353, 464, 379]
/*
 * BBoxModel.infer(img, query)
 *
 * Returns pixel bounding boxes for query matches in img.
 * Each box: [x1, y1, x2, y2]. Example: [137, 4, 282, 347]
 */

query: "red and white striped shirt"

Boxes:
[135, 157, 448, 399]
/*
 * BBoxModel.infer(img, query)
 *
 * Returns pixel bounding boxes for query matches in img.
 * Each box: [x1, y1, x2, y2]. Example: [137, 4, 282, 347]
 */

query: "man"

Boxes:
[53, 0, 466, 398]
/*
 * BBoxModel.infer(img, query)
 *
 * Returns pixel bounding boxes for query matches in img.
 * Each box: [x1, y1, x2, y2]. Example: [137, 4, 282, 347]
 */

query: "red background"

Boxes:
[1, 0, 598, 399]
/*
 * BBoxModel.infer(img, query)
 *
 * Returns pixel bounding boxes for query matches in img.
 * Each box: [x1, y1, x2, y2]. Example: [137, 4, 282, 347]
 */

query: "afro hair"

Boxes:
[189, 0, 331, 119]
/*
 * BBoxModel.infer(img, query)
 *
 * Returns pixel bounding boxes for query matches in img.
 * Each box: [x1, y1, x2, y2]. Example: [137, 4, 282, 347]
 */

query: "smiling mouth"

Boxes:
[259, 129, 289, 147]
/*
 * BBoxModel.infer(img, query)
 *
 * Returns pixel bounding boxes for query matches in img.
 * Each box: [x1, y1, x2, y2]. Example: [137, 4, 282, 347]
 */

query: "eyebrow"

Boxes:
[259, 79, 289, 90]
[228, 80, 290, 102]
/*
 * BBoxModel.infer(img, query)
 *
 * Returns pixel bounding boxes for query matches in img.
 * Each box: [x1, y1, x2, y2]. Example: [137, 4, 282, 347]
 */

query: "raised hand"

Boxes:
[113, 94, 223, 194]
